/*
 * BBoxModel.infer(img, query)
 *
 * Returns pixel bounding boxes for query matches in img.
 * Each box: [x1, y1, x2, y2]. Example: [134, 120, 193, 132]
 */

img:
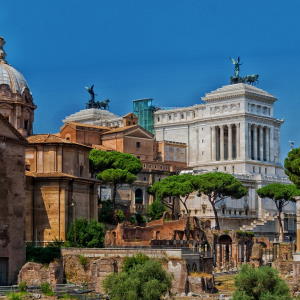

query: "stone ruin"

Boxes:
[19, 215, 297, 296]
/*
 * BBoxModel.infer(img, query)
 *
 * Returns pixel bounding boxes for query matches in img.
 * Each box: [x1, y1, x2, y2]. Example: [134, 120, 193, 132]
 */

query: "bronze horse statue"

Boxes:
[85, 85, 110, 110]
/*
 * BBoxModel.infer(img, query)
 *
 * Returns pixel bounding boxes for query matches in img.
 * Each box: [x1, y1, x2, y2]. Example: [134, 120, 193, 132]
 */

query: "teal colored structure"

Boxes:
[133, 98, 155, 133]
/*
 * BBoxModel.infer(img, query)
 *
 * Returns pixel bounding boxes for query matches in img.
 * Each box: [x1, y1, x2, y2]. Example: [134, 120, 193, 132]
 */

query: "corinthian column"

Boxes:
[248, 124, 252, 159]
[266, 127, 270, 161]
[259, 126, 263, 161]
[220, 125, 224, 161]
[211, 126, 216, 161]
[228, 124, 232, 160]
[253, 125, 257, 160]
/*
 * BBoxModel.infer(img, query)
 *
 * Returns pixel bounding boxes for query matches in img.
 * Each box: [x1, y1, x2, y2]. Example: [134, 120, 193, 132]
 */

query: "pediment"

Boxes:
[125, 127, 154, 139]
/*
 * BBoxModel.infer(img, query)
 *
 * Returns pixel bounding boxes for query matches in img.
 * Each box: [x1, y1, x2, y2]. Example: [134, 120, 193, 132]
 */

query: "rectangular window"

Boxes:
[136, 142, 141, 148]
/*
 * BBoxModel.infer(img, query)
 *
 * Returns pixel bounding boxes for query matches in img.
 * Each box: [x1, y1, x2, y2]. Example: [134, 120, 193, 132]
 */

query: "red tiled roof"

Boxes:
[27, 134, 91, 148]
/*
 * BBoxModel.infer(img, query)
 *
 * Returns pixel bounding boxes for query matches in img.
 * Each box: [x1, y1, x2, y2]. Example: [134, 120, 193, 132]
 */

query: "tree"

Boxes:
[232, 264, 292, 300]
[89, 149, 142, 208]
[193, 172, 247, 230]
[257, 183, 300, 242]
[103, 254, 172, 300]
[66, 218, 105, 248]
[284, 147, 300, 187]
[148, 174, 196, 217]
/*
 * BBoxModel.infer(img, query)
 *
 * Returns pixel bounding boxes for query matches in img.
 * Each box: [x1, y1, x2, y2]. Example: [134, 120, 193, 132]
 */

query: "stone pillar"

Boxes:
[237, 123, 240, 159]
[228, 124, 232, 160]
[259, 126, 263, 161]
[211, 126, 216, 161]
[248, 124, 252, 159]
[265, 127, 270, 162]
[220, 126, 224, 161]
[253, 125, 257, 160]
[269, 127, 274, 162]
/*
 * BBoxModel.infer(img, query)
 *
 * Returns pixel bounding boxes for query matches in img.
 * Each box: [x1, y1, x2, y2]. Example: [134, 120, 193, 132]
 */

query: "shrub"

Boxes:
[232, 265, 292, 300]
[236, 230, 254, 239]
[147, 200, 166, 220]
[103, 254, 172, 300]
[6, 292, 27, 300]
[78, 255, 88, 268]
[114, 209, 125, 223]
[67, 218, 105, 248]
[40, 282, 54, 296]
[26, 244, 61, 264]
[18, 282, 27, 292]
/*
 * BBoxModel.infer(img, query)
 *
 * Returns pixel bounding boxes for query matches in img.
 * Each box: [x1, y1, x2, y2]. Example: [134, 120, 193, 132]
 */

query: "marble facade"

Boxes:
[154, 83, 294, 238]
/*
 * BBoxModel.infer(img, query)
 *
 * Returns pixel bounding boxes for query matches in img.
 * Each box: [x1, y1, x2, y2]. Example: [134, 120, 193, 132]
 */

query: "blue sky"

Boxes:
[1, 0, 300, 161]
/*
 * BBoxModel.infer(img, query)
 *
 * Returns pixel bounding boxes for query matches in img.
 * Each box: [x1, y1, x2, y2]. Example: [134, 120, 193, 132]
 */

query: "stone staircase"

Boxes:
[240, 211, 276, 231]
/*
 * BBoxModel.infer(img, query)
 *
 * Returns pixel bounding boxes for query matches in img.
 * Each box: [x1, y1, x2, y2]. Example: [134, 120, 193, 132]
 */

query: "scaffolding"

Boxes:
[133, 98, 156, 133]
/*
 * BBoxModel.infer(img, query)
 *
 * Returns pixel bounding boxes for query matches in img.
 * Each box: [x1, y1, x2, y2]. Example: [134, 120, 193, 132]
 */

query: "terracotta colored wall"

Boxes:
[123, 136, 154, 161]
[102, 136, 124, 152]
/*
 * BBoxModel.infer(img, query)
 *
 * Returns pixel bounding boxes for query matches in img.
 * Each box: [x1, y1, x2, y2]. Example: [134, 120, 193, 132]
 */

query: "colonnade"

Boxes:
[248, 124, 270, 161]
[211, 124, 240, 161]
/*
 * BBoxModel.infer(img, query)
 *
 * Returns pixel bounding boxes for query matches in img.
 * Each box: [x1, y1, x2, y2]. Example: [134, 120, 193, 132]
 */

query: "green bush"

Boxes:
[26, 244, 61, 264]
[232, 265, 292, 300]
[6, 292, 27, 300]
[67, 218, 105, 248]
[236, 230, 255, 239]
[147, 200, 166, 220]
[18, 282, 27, 292]
[40, 282, 54, 296]
[114, 209, 125, 223]
[103, 254, 172, 300]
[78, 255, 88, 268]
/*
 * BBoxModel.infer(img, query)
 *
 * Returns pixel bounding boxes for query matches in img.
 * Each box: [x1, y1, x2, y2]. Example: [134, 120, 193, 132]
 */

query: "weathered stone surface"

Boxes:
[188, 274, 215, 294]
[166, 259, 188, 295]
[63, 255, 118, 293]
[18, 261, 63, 286]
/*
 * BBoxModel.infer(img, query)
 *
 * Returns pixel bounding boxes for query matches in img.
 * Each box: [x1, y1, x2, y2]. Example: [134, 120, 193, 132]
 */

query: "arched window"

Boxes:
[135, 188, 143, 204]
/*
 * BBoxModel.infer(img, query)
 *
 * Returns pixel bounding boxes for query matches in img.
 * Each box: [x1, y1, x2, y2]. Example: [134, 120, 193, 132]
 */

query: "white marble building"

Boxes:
[154, 83, 295, 238]
[63, 108, 123, 127]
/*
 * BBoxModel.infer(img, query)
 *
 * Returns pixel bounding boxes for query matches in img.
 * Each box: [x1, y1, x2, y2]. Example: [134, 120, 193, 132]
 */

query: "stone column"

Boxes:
[228, 124, 232, 160]
[220, 126, 224, 161]
[259, 126, 263, 161]
[269, 127, 274, 162]
[265, 127, 270, 162]
[211, 126, 216, 161]
[237, 123, 240, 159]
[248, 124, 252, 159]
[253, 125, 257, 160]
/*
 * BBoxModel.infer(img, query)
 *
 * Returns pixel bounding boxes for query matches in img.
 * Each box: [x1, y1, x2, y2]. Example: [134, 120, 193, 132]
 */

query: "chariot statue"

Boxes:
[229, 57, 259, 85]
[85, 84, 110, 110]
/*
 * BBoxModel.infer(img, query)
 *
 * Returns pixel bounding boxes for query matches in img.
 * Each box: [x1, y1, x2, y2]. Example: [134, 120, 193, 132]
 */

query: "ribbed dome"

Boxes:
[0, 63, 29, 94]
[0, 36, 29, 94]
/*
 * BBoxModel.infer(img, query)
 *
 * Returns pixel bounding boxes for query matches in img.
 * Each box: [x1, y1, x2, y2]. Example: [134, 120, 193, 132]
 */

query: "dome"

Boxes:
[0, 36, 29, 95]
[0, 63, 29, 94]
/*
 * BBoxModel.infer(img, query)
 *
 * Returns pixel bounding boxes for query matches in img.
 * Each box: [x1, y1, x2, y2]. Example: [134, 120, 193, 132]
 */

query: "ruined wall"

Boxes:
[18, 261, 63, 286]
